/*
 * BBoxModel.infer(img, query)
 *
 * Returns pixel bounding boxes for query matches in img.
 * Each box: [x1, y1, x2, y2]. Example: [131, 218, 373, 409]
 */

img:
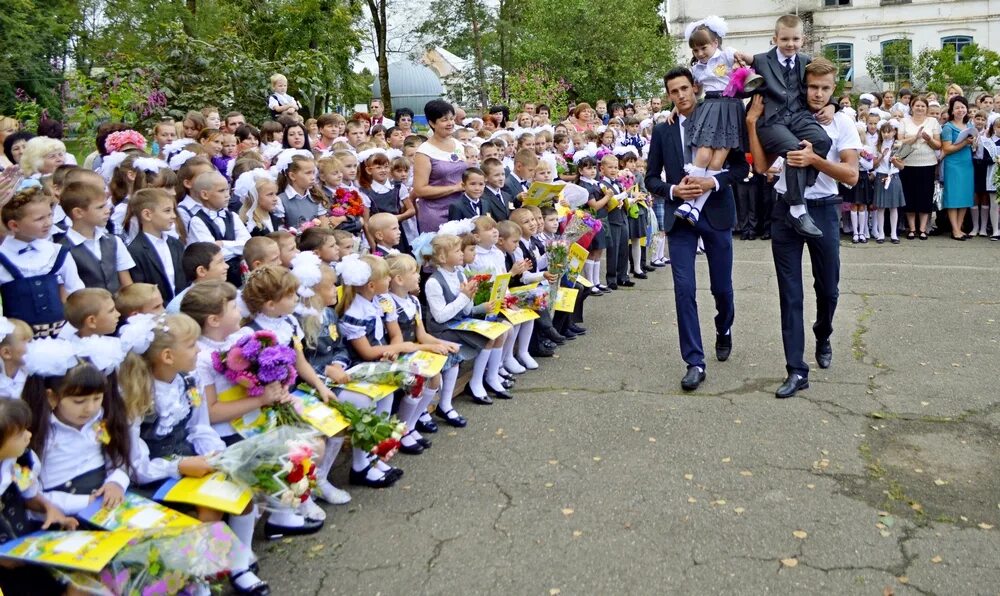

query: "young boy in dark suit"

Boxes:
[127, 188, 187, 303]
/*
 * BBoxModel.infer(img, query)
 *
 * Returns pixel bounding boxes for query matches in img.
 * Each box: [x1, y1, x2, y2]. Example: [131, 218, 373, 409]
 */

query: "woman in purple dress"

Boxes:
[411, 99, 468, 232]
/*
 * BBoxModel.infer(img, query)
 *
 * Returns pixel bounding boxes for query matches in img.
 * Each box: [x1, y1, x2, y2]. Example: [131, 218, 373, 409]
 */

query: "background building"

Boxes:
[667, 0, 1000, 91]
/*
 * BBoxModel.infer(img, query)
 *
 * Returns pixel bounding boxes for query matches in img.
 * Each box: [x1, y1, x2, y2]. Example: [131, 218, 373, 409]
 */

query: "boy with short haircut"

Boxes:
[59, 176, 135, 294]
[0, 317, 33, 399]
[127, 188, 187, 303]
[331, 229, 356, 257]
[345, 120, 368, 150]
[243, 236, 281, 271]
[64, 288, 120, 338]
[503, 149, 538, 209]
[367, 212, 401, 257]
[114, 283, 165, 322]
[186, 171, 250, 287]
[479, 141, 501, 162]
[448, 168, 489, 221]
[481, 158, 512, 222]
[166, 242, 228, 313]
[748, 14, 833, 238]
[0, 188, 84, 338]
[266, 230, 299, 267]
[268, 73, 300, 119]
[297, 227, 339, 265]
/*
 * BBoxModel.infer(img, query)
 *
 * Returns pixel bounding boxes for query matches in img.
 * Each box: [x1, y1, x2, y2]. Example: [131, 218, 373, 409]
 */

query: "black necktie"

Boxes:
[784, 58, 795, 86]
[521, 180, 528, 190]
[17, 244, 35, 255]
[471, 200, 480, 215]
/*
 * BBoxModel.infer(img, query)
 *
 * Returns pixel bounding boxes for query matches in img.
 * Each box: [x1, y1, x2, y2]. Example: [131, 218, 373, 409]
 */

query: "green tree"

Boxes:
[912, 44, 1000, 94]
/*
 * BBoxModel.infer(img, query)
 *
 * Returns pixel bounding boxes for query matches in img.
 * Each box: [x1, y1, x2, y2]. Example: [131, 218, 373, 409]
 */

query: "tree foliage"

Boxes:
[912, 44, 1000, 95]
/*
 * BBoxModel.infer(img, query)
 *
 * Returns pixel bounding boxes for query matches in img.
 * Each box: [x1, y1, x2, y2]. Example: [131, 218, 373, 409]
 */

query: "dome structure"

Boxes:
[370, 63, 444, 118]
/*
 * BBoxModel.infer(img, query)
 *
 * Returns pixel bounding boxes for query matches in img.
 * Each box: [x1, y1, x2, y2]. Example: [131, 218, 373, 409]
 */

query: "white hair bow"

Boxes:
[335, 254, 372, 287]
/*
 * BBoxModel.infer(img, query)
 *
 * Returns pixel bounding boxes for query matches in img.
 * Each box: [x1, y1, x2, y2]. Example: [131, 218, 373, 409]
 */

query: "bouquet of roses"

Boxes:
[503, 287, 549, 311]
[465, 271, 494, 305]
[61, 523, 246, 596]
[209, 425, 321, 508]
[546, 239, 569, 277]
[330, 187, 365, 217]
[212, 330, 303, 427]
[343, 360, 425, 396]
[327, 398, 406, 463]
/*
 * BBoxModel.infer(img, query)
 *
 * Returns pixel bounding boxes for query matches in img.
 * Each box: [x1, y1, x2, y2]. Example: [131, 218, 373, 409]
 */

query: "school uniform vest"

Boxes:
[601, 179, 627, 225]
[339, 301, 390, 365]
[0, 247, 68, 333]
[139, 374, 198, 460]
[248, 214, 283, 238]
[192, 210, 243, 286]
[425, 269, 467, 334]
[579, 179, 608, 219]
[61, 234, 121, 294]
[280, 191, 321, 229]
[0, 452, 35, 544]
[367, 183, 402, 215]
[394, 295, 420, 342]
[303, 309, 351, 374]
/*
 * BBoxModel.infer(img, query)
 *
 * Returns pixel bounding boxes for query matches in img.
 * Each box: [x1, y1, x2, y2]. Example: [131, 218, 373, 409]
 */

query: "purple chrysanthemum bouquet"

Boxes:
[212, 330, 303, 426]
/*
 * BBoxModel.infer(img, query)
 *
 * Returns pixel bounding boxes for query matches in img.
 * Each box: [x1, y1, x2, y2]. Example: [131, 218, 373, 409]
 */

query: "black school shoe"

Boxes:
[416, 418, 439, 433]
[264, 517, 324, 539]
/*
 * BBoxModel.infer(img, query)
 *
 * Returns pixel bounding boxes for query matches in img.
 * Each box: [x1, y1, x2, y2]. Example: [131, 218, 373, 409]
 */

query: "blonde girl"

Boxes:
[235, 168, 282, 236]
[385, 253, 460, 452]
[118, 312, 270, 595]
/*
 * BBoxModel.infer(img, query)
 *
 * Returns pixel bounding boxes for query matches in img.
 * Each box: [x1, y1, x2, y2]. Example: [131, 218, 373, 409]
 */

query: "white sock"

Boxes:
[593, 260, 602, 285]
[850, 211, 859, 236]
[416, 386, 438, 423]
[971, 205, 980, 234]
[351, 447, 370, 471]
[439, 365, 459, 412]
[789, 204, 807, 218]
[859, 210, 869, 238]
[981, 205, 990, 233]
[268, 509, 305, 528]
[582, 260, 594, 284]
[317, 436, 344, 481]
[874, 209, 884, 239]
[227, 506, 256, 572]
[655, 234, 666, 261]
[990, 200, 999, 235]
[630, 242, 642, 274]
[889, 208, 899, 240]
[397, 394, 422, 432]
[516, 320, 538, 369]
[469, 348, 491, 396]
[485, 346, 505, 387]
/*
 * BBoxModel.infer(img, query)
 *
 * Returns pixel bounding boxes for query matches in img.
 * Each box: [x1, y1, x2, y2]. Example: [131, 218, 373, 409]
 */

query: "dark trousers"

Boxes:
[605, 221, 629, 284]
[758, 184, 777, 237]
[757, 112, 831, 206]
[667, 217, 735, 369]
[735, 176, 763, 234]
[771, 197, 841, 378]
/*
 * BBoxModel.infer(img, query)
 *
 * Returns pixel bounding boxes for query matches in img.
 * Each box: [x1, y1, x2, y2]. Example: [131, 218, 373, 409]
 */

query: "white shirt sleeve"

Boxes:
[114, 236, 136, 271]
[425, 277, 472, 324]
[186, 216, 217, 246]
[59, 253, 85, 293]
[42, 489, 91, 515]
[219, 216, 251, 260]
[186, 400, 226, 455]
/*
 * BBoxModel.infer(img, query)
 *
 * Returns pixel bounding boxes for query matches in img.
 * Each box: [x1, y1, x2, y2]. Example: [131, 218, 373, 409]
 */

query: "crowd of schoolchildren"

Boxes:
[0, 21, 999, 590]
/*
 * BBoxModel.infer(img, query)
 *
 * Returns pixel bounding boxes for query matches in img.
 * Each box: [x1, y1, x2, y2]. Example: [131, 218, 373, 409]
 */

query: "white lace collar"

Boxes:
[252, 313, 297, 346]
[152, 375, 191, 436]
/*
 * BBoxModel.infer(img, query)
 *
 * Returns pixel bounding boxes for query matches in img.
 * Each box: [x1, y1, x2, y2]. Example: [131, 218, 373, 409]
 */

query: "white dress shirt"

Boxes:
[186, 206, 251, 260]
[40, 411, 130, 514]
[775, 112, 862, 199]
[196, 332, 252, 438]
[425, 267, 473, 324]
[339, 295, 397, 343]
[0, 237, 84, 292]
[64, 227, 136, 272]
[0, 363, 26, 399]
[144, 232, 177, 293]
[176, 195, 201, 229]
[471, 245, 507, 276]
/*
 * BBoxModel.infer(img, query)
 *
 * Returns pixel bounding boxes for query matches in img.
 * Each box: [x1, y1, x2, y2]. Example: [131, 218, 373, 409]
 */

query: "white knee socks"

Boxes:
[873, 208, 884, 239]
[516, 320, 538, 369]
[502, 326, 524, 373]
[654, 234, 666, 262]
[317, 436, 344, 481]
[630, 241, 642, 275]
[981, 205, 991, 235]
[990, 201, 999, 236]
[227, 506, 258, 580]
[889, 208, 899, 241]
[859, 210, 869, 239]
[438, 365, 459, 412]
[850, 211, 860, 237]
[971, 206, 981, 234]
[485, 346, 505, 387]
[469, 348, 491, 396]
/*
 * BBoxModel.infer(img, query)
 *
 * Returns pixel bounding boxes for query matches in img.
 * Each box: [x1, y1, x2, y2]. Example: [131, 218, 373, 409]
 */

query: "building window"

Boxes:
[941, 35, 973, 63]
[881, 39, 912, 82]
[824, 0, 851, 6]
[824, 43, 853, 82]
[880, 0, 911, 5]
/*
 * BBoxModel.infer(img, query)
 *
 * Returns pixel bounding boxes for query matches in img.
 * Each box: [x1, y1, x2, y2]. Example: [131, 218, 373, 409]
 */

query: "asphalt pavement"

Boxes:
[259, 233, 1000, 595]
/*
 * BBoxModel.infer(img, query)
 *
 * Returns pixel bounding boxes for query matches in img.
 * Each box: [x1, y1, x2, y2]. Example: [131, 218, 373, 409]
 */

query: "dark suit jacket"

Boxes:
[449, 196, 488, 221]
[644, 119, 748, 233]
[483, 188, 510, 222]
[503, 173, 529, 209]
[128, 232, 187, 302]
[752, 47, 811, 125]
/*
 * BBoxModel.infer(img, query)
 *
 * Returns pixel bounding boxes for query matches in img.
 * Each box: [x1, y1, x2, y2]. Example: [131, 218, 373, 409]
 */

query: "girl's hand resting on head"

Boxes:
[94, 481, 125, 509]
[179, 456, 214, 478]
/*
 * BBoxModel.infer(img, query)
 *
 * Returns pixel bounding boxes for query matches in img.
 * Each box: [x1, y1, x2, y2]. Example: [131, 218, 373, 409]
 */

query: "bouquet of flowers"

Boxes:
[209, 425, 321, 508]
[618, 171, 636, 191]
[286, 218, 321, 236]
[343, 361, 425, 396]
[563, 209, 603, 248]
[546, 239, 569, 277]
[465, 271, 494, 305]
[213, 331, 298, 397]
[503, 287, 549, 311]
[61, 523, 246, 596]
[327, 398, 406, 462]
[330, 187, 365, 217]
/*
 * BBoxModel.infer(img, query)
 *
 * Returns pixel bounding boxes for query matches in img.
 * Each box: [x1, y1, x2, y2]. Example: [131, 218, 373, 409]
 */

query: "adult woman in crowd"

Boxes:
[946, 84, 963, 105]
[394, 108, 415, 136]
[567, 103, 596, 133]
[489, 105, 509, 130]
[411, 99, 467, 233]
[0, 117, 19, 169]
[940, 95, 975, 240]
[182, 110, 207, 140]
[898, 96, 942, 239]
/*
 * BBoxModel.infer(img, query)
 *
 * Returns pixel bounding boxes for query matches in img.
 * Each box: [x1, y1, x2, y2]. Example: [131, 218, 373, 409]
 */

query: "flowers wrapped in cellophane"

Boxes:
[208, 425, 322, 509]
[327, 398, 406, 463]
[344, 360, 425, 396]
[546, 239, 569, 277]
[563, 209, 603, 248]
[503, 286, 549, 311]
[60, 522, 247, 596]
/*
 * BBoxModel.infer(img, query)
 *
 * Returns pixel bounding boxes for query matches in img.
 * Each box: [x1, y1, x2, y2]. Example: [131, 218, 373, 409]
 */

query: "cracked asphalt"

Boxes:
[258, 236, 1000, 595]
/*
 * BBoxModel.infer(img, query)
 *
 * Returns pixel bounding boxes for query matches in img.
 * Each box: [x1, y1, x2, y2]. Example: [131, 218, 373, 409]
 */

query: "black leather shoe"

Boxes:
[399, 440, 425, 455]
[681, 366, 706, 391]
[633, 272, 648, 279]
[230, 570, 271, 595]
[568, 324, 586, 335]
[560, 329, 577, 340]
[530, 345, 555, 358]
[434, 408, 467, 427]
[607, 283, 619, 290]
[499, 369, 515, 380]
[264, 517, 324, 539]
[463, 387, 493, 404]
[775, 374, 809, 399]
[715, 333, 732, 362]
[642, 264, 656, 272]
[816, 340, 832, 369]
[416, 436, 432, 448]
[619, 279, 636, 287]
[486, 381, 514, 399]
[547, 334, 565, 345]
[416, 418, 438, 433]
[760, 232, 771, 241]
[348, 464, 400, 488]
[786, 212, 823, 238]
[545, 328, 566, 343]
[502, 378, 515, 390]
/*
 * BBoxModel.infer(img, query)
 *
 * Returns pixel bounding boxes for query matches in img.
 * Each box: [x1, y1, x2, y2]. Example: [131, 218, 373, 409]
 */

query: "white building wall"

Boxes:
[669, 0, 1000, 91]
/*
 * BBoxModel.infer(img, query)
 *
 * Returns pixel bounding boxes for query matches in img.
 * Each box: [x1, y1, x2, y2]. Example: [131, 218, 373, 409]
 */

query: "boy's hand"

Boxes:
[94, 481, 125, 509]
[179, 456, 213, 478]
[816, 104, 835, 125]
